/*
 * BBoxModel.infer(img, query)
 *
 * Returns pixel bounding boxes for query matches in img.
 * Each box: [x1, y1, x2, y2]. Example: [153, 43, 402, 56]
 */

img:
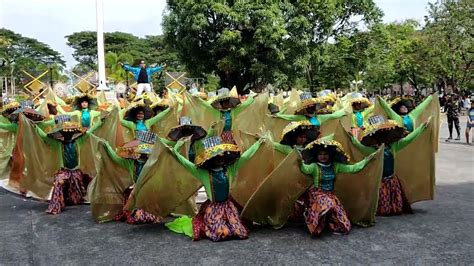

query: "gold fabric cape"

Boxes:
[125, 138, 202, 218]
[241, 146, 383, 228]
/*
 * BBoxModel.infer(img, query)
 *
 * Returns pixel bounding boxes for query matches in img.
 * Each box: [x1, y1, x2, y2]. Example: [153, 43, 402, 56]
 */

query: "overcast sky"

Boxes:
[0, 0, 430, 68]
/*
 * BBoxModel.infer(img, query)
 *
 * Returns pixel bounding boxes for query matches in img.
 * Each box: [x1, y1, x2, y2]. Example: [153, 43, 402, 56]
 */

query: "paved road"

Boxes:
[1, 118, 473, 264]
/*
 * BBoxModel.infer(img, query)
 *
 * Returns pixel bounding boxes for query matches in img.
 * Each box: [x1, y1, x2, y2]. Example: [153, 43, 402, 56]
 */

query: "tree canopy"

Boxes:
[0, 28, 65, 80]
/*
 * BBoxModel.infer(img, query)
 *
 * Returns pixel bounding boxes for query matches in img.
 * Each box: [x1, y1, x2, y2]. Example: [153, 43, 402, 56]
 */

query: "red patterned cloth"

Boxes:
[113, 188, 161, 224]
[192, 199, 248, 242]
[377, 175, 412, 216]
[304, 187, 352, 236]
[220, 130, 236, 144]
[46, 168, 92, 215]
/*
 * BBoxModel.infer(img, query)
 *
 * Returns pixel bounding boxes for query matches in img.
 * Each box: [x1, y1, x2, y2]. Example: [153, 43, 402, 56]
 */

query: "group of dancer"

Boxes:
[0, 86, 439, 242]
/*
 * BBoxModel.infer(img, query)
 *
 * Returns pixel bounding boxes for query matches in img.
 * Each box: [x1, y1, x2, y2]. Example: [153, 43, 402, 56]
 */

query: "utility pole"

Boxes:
[96, 0, 107, 91]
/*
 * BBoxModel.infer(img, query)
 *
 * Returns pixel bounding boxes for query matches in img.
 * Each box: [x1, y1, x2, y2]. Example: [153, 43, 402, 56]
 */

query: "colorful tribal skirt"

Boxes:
[46, 168, 92, 215]
[113, 188, 161, 224]
[192, 199, 249, 242]
[377, 175, 412, 216]
[220, 130, 236, 144]
[304, 187, 351, 236]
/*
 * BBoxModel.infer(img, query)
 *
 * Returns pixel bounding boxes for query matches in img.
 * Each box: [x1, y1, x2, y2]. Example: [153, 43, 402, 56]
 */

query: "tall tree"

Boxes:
[163, 1, 288, 93]
[423, 0, 473, 92]
[0, 28, 65, 81]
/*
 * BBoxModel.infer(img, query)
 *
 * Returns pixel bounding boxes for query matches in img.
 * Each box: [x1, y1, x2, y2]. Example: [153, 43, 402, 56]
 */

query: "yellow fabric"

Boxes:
[242, 142, 383, 228]
[150, 99, 180, 137]
[93, 107, 125, 149]
[18, 115, 62, 198]
[335, 146, 383, 226]
[283, 88, 300, 114]
[415, 94, 440, 153]
[230, 132, 275, 207]
[233, 93, 268, 139]
[171, 139, 198, 216]
[0, 129, 16, 180]
[395, 122, 435, 203]
[181, 92, 220, 131]
[126, 139, 202, 218]
[241, 151, 312, 228]
[87, 141, 135, 222]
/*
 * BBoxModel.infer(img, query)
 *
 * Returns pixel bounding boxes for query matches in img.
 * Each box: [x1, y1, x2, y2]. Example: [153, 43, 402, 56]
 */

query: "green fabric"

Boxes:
[300, 156, 372, 187]
[273, 142, 293, 155]
[378, 95, 433, 129]
[171, 139, 263, 201]
[0, 122, 18, 133]
[391, 122, 428, 152]
[165, 216, 193, 238]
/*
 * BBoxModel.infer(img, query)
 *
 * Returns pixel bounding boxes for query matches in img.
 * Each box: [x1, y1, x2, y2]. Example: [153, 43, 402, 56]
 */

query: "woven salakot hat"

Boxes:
[302, 134, 350, 164]
[194, 135, 241, 168]
[210, 87, 241, 110]
[359, 115, 407, 146]
[167, 116, 207, 142]
[280, 120, 320, 147]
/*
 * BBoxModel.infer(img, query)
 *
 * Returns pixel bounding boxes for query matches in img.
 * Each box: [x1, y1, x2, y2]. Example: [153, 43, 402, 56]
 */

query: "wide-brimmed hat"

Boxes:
[391, 96, 415, 114]
[8, 100, 45, 122]
[167, 116, 207, 142]
[302, 134, 350, 164]
[194, 136, 241, 168]
[124, 102, 154, 122]
[349, 92, 371, 109]
[294, 92, 326, 115]
[150, 99, 169, 115]
[280, 121, 320, 147]
[72, 93, 98, 110]
[1, 101, 20, 117]
[210, 88, 241, 110]
[317, 90, 337, 104]
[47, 120, 85, 141]
[359, 115, 407, 146]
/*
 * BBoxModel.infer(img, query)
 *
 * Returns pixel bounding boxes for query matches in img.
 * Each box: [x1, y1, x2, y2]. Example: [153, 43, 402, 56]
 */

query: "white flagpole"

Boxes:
[96, 0, 107, 90]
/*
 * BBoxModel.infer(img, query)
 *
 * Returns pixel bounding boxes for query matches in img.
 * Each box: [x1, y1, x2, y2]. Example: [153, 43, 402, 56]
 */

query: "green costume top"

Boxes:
[352, 122, 428, 178]
[300, 158, 371, 191]
[120, 107, 171, 134]
[378, 95, 433, 132]
[203, 97, 254, 130]
[171, 139, 263, 202]
[61, 109, 101, 129]
[0, 121, 18, 133]
[351, 106, 374, 128]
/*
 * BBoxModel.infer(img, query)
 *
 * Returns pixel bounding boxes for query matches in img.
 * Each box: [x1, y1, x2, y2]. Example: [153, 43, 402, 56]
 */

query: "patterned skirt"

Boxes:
[304, 187, 352, 236]
[113, 187, 161, 224]
[192, 199, 249, 242]
[377, 175, 412, 216]
[220, 130, 236, 144]
[46, 168, 92, 215]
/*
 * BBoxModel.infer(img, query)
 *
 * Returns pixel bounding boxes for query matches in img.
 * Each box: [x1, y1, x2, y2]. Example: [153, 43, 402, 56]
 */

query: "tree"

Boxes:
[278, 0, 383, 91]
[0, 28, 65, 82]
[163, 0, 382, 93]
[423, 0, 473, 92]
[105, 52, 133, 82]
[164, 1, 288, 93]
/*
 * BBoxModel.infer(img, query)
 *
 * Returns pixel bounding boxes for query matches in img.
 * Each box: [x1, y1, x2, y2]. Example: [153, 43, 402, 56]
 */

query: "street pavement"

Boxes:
[0, 116, 473, 264]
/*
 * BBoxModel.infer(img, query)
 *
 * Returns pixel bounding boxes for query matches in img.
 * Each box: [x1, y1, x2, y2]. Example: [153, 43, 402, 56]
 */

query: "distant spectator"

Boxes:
[445, 95, 461, 140]
[466, 100, 474, 145]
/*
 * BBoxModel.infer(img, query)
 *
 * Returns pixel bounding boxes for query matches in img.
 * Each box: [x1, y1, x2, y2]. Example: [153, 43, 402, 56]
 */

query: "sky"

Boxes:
[0, 0, 431, 68]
